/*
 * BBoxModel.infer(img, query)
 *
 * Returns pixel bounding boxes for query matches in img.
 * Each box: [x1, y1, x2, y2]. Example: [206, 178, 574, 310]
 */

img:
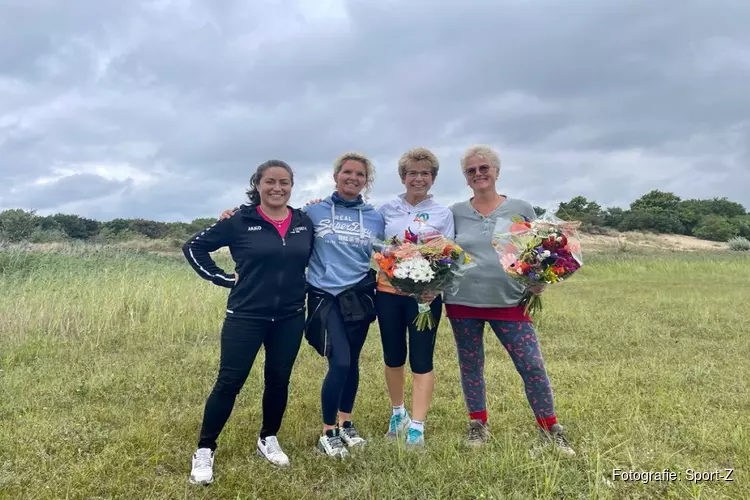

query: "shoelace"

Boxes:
[468, 425, 484, 440]
[553, 432, 571, 449]
[328, 435, 344, 449]
[265, 438, 282, 455]
[389, 415, 401, 432]
[406, 428, 422, 441]
[194, 450, 212, 468]
[345, 426, 360, 438]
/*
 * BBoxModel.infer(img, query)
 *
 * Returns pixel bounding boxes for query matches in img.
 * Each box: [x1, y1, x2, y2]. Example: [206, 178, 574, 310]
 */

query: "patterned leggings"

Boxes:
[449, 318, 556, 419]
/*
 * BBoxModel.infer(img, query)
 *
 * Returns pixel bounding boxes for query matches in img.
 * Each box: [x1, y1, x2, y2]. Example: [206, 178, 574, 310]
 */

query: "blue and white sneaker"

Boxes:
[405, 427, 425, 448]
[385, 410, 411, 440]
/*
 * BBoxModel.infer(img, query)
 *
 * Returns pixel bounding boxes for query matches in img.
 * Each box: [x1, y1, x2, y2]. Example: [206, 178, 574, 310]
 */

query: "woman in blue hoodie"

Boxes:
[302, 152, 385, 458]
[219, 152, 384, 459]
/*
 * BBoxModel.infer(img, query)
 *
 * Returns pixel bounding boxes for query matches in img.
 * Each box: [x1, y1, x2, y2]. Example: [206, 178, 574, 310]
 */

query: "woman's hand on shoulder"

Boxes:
[218, 207, 239, 220]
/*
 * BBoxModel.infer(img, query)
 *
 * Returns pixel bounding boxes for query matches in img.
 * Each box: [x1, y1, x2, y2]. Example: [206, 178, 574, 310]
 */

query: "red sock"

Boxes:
[536, 416, 557, 431]
[469, 410, 488, 424]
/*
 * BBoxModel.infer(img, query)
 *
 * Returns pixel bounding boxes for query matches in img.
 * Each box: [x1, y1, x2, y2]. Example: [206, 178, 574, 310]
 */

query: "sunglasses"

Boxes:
[464, 165, 491, 176]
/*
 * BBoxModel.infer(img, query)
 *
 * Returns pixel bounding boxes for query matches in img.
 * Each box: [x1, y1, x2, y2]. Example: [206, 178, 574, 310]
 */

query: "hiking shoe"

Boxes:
[257, 436, 290, 467]
[539, 423, 575, 456]
[340, 422, 366, 447]
[385, 411, 412, 440]
[189, 448, 214, 485]
[317, 430, 349, 458]
[466, 419, 490, 446]
[405, 427, 425, 448]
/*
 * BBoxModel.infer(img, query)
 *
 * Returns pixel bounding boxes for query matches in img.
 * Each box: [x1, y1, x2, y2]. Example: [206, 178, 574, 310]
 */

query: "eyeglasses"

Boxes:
[404, 170, 432, 179]
[464, 165, 491, 176]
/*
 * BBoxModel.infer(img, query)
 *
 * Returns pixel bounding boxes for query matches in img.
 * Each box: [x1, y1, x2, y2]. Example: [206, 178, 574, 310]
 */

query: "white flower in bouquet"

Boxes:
[393, 255, 435, 283]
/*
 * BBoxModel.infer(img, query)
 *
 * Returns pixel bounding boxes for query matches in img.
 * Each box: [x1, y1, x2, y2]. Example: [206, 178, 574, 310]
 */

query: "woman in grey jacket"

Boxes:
[443, 145, 575, 456]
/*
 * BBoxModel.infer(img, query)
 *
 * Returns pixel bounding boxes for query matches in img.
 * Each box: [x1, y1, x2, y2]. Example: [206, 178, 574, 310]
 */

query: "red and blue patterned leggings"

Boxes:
[448, 318, 557, 427]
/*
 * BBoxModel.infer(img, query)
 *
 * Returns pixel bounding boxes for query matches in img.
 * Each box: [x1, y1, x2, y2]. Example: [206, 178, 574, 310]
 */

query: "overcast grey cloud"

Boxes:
[1, 0, 748, 221]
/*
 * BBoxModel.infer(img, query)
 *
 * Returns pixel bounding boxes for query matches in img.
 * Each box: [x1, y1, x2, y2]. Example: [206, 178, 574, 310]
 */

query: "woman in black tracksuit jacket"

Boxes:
[182, 160, 313, 483]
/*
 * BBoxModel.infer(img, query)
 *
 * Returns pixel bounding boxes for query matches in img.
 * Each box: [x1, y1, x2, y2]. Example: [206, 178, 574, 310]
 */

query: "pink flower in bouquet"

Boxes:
[500, 252, 517, 270]
[492, 213, 584, 316]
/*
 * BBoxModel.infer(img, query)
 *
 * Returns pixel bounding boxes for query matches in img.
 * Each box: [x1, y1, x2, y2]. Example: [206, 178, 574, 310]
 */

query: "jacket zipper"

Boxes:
[246, 211, 295, 320]
[273, 223, 289, 311]
[271, 235, 287, 321]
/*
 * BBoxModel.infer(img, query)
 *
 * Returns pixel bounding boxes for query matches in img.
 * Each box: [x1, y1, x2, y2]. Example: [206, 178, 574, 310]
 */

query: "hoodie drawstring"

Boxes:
[330, 202, 365, 240]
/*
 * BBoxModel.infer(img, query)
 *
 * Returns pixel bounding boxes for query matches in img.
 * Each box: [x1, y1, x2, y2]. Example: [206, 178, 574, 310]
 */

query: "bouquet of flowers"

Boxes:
[372, 224, 476, 330]
[492, 212, 583, 316]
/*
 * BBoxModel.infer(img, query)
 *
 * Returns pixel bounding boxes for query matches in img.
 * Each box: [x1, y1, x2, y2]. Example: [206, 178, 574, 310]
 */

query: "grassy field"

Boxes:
[0, 244, 748, 499]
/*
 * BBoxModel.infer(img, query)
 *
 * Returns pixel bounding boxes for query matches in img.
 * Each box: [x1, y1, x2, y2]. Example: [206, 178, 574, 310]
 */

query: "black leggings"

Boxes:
[375, 291, 442, 374]
[320, 301, 370, 425]
[198, 313, 304, 450]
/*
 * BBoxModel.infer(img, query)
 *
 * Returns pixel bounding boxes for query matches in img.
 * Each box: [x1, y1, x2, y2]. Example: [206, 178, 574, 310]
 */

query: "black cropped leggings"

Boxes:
[375, 291, 442, 374]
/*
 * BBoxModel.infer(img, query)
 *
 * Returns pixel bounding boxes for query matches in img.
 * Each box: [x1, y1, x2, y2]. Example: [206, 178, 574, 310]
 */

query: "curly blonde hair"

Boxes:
[397, 147, 440, 180]
[333, 151, 376, 199]
[460, 144, 501, 174]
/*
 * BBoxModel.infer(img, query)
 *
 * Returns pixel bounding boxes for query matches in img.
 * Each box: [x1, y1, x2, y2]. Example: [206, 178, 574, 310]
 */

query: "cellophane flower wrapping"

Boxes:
[491, 211, 583, 316]
[372, 224, 476, 331]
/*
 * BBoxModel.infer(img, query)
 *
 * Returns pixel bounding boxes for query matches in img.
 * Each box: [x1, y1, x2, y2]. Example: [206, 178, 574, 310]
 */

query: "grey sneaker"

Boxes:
[317, 430, 350, 458]
[340, 422, 366, 447]
[539, 423, 575, 457]
[466, 419, 490, 446]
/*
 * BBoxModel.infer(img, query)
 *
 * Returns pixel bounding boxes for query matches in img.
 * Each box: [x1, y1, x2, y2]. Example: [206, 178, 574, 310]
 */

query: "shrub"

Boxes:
[0, 209, 39, 242]
[28, 228, 70, 243]
[728, 236, 750, 252]
[692, 214, 738, 242]
[51, 213, 101, 239]
[618, 208, 685, 234]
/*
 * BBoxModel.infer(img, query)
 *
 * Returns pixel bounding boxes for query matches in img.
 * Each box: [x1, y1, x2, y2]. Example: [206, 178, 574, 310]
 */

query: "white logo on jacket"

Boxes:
[290, 226, 308, 234]
[314, 218, 372, 240]
[247, 226, 262, 231]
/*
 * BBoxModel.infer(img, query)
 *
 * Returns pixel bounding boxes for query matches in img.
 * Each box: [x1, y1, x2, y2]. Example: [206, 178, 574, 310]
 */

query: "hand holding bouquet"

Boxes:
[373, 225, 475, 330]
[492, 212, 583, 316]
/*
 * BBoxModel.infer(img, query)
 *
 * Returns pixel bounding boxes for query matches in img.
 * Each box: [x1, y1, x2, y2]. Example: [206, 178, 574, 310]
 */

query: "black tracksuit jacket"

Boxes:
[182, 205, 314, 321]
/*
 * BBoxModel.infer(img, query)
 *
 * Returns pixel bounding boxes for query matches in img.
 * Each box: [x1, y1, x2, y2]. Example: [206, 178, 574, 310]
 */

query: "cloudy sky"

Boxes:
[1, 0, 748, 222]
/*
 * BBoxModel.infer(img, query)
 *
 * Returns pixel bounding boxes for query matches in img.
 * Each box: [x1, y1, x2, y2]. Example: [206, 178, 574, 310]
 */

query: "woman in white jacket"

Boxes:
[375, 148, 455, 447]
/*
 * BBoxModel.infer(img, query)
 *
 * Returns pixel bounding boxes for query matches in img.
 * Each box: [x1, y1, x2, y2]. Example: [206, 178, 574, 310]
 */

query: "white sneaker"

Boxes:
[257, 436, 290, 467]
[317, 431, 349, 458]
[189, 448, 214, 485]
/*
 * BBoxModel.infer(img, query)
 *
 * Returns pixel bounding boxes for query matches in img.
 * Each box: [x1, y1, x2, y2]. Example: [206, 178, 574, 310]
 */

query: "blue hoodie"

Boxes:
[303, 192, 385, 296]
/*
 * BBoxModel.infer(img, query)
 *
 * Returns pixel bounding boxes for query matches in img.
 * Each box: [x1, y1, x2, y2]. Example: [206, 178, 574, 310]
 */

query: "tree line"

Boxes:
[0, 210, 217, 244]
[1, 189, 748, 244]
[533, 190, 748, 242]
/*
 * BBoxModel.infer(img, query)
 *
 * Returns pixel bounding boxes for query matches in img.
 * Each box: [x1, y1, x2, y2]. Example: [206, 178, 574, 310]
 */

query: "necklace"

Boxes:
[269, 212, 289, 226]
[258, 206, 289, 226]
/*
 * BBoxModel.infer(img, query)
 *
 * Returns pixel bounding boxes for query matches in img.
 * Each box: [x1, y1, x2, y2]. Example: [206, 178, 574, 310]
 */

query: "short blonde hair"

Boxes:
[397, 147, 440, 180]
[333, 151, 376, 199]
[460, 144, 501, 173]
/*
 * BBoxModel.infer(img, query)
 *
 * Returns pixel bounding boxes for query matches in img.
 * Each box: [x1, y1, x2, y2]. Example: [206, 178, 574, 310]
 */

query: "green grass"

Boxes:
[1, 247, 748, 499]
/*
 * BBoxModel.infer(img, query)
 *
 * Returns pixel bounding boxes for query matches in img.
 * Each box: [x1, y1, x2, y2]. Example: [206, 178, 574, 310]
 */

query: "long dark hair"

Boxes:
[246, 160, 294, 205]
